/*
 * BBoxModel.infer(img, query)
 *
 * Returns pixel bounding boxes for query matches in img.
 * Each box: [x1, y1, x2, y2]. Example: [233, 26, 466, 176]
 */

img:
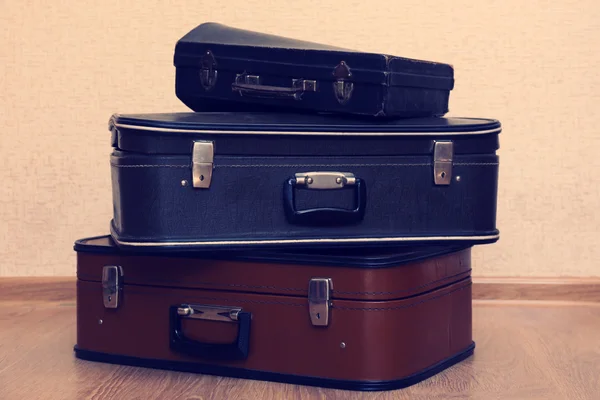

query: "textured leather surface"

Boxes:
[174, 23, 453, 78]
[76, 244, 471, 301]
[173, 23, 453, 117]
[110, 151, 499, 248]
[176, 22, 353, 52]
[175, 70, 448, 117]
[112, 112, 500, 156]
[76, 246, 472, 381]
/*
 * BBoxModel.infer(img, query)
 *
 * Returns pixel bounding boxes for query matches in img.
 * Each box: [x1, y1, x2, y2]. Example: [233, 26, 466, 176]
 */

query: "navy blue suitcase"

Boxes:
[174, 23, 454, 118]
[108, 112, 500, 251]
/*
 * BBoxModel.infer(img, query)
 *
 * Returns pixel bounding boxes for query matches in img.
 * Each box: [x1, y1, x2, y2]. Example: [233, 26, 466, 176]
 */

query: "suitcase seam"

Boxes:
[217, 163, 432, 167]
[109, 163, 498, 168]
[76, 269, 470, 296]
[110, 164, 189, 168]
[218, 163, 497, 167]
[332, 282, 471, 311]
[87, 281, 470, 310]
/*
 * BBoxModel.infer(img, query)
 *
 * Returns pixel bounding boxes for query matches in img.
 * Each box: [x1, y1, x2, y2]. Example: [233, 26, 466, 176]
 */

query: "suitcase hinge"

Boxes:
[433, 141, 454, 185]
[192, 141, 214, 188]
[333, 61, 353, 105]
[200, 50, 218, 90]
[308, 278, 333, 327]
[102, 265, 123, 309]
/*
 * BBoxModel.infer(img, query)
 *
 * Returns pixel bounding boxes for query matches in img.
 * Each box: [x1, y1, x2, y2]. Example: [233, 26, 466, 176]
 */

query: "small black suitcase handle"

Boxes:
[232, 82, 303, 100]
[232, 75, 316, 101]
[169, 305, 251, 361]
[284, 174, 367, 226]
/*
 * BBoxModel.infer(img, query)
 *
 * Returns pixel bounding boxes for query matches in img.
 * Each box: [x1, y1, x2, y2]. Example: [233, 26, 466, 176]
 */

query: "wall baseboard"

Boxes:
[1, 277, 599, 303]
[0, 277, 76, 303]
[472, 277, 600, 302]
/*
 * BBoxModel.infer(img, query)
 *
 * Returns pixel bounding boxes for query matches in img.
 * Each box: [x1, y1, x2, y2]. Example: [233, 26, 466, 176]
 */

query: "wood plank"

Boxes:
[1, 299, 599, 399]
[0, 277, 75, 302]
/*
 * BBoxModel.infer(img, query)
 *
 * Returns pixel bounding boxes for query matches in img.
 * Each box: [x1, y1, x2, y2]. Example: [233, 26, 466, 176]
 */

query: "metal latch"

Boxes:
[292, 79, 317, 92]
[295, 172, 356, 190]
[192, 141, 214, 188]
[176, 304, 242, 322]
[200, 50, 218, 90]
[308, 278, 333, 326]
[332, 61, 353, 105]
[433, 141, 454, 185]
[102, 265, 123, 309]
[235, 74, 261, 85]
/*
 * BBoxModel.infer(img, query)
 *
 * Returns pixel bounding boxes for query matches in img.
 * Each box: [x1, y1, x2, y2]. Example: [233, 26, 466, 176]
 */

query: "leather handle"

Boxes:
[169, 305, 251, 360]
[232, 75, 315, 100]
[232, 82, 304, 100]
[283, 174, 367, 226]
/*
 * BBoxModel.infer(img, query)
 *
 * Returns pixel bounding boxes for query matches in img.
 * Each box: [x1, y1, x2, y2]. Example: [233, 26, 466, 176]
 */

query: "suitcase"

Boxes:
[74, 235, 474, 391]
[174, 23, 455, 118]
[108, 112, 501, 251]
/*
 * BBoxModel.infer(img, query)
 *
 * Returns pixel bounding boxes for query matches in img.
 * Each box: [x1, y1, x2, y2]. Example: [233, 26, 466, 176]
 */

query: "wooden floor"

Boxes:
[1, 279, 600, 399]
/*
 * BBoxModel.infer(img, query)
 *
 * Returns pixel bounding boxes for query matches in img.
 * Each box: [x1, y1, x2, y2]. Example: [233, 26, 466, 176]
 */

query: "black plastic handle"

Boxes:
[232, 82, 305, 100]
[169, 305, 251, 361]
[283, 177, 367, 226]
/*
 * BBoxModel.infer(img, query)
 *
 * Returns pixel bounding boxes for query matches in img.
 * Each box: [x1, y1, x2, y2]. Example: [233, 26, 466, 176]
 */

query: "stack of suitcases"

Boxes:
[73, 23, 501, 391]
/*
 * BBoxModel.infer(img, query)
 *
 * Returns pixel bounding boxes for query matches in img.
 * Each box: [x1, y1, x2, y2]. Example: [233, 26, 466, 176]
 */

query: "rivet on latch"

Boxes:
[308, 278, 333, 327]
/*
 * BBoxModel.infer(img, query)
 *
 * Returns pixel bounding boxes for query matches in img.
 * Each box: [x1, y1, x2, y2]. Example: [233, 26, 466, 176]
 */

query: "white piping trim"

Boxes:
[113, 123, 501, 137]
[109, 231, 500, 248]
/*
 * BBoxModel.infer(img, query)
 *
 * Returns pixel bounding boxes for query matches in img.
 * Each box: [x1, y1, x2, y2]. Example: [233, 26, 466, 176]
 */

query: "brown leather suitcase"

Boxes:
[74, 236, 474, 391]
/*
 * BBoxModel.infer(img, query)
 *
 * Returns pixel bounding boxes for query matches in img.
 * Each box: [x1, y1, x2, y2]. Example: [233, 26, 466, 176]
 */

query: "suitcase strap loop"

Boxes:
[284, 172, 367, 226]
[169, 304, 251, 360]
[232, 73, 317, 101]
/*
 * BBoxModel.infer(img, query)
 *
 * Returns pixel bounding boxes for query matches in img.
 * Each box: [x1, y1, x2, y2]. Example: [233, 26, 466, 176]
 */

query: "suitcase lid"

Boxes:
[75, 235, 472, 304]
[173, 23, 454, 90]
[74, 235, 469, 268]
[109, 112, 501, 156]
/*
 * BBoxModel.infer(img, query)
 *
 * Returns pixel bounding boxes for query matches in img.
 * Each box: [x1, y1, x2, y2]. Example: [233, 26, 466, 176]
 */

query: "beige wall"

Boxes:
[1, 1, 599, 276]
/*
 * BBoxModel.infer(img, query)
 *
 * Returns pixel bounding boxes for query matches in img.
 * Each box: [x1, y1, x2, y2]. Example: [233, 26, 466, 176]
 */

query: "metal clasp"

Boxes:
[192, 141, 214, 188]
[176, 304, 242, 323]
[308, 278, 333, 326]
[200, 50, 218, 90]
[333, 61, 353, 105]
[295, 172, 356, 190]
[434, 141, 454, 185]
[102, 265, 123, 309]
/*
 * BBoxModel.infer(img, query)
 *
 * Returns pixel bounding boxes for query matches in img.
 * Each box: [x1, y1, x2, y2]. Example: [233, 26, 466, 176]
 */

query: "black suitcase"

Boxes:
[174, 23, 455, 118]
[108, 112, 500, 251]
